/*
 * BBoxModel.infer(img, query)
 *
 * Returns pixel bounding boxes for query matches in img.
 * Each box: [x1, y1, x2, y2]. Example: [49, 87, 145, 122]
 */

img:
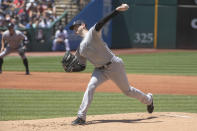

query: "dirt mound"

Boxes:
[0, 112, 196, 131]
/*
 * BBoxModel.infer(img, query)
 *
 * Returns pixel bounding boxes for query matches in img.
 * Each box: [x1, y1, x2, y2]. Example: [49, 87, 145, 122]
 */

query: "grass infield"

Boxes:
[2, 51, 197, 75]
[0, 89, 197, 121]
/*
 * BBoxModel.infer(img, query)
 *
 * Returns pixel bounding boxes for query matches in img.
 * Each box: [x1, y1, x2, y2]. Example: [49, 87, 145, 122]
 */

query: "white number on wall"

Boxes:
[134, 33, 153, 44]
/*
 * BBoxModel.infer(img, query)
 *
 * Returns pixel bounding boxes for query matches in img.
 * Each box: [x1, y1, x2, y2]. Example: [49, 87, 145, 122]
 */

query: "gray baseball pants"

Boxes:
[77, 56, 152, 120]
[0, 46, 26, 59]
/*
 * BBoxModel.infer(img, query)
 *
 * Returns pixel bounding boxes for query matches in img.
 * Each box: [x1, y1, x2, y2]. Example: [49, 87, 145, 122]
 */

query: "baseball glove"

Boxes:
[62, 51, 79, 72]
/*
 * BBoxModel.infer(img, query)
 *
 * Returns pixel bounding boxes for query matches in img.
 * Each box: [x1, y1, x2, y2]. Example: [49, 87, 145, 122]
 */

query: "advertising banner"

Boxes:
[176, 6, 197, 49]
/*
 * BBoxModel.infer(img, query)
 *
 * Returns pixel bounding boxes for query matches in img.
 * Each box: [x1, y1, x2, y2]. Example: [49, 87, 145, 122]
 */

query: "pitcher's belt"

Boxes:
[96, 62, 112, 70]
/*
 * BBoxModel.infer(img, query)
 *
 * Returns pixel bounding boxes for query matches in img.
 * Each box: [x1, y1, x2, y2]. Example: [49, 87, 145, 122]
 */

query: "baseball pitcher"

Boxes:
[62, 3, 154, 125]
[0, 23, 30, 75]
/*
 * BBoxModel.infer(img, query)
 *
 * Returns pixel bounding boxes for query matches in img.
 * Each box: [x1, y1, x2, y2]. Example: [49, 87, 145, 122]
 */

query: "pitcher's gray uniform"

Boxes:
[0, 23, 30, 74]
[70, 4, 154, 125]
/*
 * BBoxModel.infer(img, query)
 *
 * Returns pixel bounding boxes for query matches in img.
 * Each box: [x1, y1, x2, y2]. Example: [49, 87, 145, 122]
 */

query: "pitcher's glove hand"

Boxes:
[62, 51, 79, 72]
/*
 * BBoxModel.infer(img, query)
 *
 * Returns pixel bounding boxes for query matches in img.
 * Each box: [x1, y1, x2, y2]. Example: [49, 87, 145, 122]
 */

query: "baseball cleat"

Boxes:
[26, 70, 30, 75]
[147, 93, 154, 113]
[72, 117, 86, 125]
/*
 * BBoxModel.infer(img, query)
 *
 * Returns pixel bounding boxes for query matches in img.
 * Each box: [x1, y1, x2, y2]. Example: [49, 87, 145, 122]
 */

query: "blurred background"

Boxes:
[0, 0, 197, 51]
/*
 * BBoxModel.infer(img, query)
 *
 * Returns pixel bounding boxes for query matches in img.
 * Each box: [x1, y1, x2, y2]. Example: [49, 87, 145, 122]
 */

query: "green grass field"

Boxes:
[2, 51, 197, 75]
[0, 89, 197, 121]
[0, 51, 197, 121]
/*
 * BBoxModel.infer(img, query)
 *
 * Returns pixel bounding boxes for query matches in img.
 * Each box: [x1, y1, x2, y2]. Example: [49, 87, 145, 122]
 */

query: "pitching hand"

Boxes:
[116, 4, 129, 12]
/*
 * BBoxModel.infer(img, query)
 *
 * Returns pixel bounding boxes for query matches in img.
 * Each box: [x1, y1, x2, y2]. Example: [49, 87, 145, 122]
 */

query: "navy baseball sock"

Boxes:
[23, 58, 29, 74]
[0, 58, 3, 73]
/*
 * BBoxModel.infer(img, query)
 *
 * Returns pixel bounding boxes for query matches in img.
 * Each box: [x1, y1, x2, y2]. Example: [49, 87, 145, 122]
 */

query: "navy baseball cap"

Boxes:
[7, 23, 14, 30]
[69, 20, 84, 30]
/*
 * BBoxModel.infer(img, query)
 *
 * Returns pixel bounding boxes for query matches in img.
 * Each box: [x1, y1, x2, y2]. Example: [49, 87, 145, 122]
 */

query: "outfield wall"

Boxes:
[112, 0, 177, 49]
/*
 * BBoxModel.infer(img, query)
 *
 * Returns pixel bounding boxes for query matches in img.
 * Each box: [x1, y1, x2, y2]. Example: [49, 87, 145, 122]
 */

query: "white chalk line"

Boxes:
[163, 113, 192, 118]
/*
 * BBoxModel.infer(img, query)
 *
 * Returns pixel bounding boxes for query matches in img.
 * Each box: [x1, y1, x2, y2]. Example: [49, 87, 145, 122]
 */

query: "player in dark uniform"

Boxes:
[0, 23, 30, 75]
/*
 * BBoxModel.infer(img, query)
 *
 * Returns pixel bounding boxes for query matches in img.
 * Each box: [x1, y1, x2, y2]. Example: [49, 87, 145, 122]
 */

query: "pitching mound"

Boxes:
[0, 112, 197, 131]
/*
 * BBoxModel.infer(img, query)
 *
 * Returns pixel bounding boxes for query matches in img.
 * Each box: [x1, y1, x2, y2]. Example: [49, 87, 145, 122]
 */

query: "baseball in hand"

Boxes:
[122, 4, 129, 9]
[116, 3, 130, 11]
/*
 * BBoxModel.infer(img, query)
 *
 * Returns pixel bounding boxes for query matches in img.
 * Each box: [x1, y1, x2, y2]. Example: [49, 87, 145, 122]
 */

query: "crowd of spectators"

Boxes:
[0, 0, 57, 29]
[72, 0, 91, 11]
[0, 0, 91, 51]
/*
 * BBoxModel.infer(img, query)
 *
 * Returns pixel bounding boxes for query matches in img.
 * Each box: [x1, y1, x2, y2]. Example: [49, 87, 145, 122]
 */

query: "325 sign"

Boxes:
[133, 33, 153, 44]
